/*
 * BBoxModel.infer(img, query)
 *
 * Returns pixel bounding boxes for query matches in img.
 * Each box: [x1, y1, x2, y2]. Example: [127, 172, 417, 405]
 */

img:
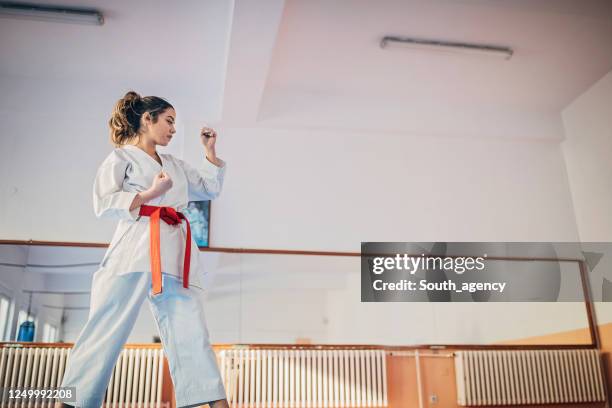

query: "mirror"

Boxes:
[0, 243, 600, 345]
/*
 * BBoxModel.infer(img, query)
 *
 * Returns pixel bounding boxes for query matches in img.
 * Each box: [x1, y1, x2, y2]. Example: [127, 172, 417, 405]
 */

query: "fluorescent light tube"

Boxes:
[0, 1, 104, 25]
[380, 36, 513, 60]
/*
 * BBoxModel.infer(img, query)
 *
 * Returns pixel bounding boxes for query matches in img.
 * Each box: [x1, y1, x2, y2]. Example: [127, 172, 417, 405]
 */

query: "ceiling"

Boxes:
[0, 0, 232, 119]
[225, 0, 612, 139]
[1, 0, 611, 139]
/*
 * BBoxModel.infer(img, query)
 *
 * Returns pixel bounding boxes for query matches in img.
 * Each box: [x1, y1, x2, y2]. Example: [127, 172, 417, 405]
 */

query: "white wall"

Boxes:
[562, 69, 612, 242]
[561, 69, 612, 326]
[0, 115, 580, 247]
[210, 126, 580, 249]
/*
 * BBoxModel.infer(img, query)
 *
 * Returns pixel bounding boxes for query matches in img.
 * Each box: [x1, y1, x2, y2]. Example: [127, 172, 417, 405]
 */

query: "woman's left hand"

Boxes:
[201, 125, 224, 166]
[200, 125, 217, 152]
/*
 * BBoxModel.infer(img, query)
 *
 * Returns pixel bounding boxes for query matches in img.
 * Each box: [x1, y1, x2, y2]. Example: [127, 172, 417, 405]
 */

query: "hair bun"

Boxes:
[109, 91, 142, 145]
[123, 90, 141, 105]
[123, 90, 143, 114]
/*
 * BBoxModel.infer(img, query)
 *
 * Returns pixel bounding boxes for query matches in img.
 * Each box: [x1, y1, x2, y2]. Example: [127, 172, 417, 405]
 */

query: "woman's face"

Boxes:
[142, 107, 176, 146]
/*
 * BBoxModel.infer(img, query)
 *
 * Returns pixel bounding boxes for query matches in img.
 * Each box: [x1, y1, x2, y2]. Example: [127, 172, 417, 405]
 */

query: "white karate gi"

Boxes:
[95, 144, 225, 284]
[61, 144, 227, 408]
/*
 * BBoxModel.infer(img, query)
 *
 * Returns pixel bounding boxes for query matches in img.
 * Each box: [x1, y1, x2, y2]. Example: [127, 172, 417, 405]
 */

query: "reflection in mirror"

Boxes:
[0, 243, 597, 346]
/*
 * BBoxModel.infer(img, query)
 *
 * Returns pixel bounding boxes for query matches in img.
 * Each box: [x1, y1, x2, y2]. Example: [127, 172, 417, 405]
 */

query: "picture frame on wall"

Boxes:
[183, 201, 210, 248]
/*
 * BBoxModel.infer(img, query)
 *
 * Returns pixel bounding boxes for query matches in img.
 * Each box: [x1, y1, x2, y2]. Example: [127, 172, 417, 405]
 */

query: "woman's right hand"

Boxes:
[129, 172, 173, 211]
[148, 171, 173, 198]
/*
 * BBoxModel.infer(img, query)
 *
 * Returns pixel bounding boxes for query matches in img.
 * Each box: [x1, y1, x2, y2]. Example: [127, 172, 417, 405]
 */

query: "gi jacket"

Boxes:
[93, 144, 226, 289]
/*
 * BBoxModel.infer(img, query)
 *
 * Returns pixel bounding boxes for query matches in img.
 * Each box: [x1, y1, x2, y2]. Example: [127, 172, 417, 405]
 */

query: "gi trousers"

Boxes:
[60, 268, 226, 408]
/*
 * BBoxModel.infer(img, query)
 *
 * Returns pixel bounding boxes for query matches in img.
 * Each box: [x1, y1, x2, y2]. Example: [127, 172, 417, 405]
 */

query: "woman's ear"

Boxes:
[141, 112, 152, 130]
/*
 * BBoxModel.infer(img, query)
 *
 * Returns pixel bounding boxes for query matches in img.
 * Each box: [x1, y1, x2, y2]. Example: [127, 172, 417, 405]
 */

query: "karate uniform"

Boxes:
[61, 144, 227, 408]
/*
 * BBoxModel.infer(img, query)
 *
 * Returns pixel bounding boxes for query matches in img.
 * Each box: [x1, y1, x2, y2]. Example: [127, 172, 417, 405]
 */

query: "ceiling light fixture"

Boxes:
[380, 36, 513, 60]
[0, 1, 104, 25]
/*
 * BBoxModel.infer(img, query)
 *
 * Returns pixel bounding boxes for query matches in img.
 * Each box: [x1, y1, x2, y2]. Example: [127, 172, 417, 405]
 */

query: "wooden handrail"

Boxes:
[0, 240, 585, 262]
[0, 342, 597, 350]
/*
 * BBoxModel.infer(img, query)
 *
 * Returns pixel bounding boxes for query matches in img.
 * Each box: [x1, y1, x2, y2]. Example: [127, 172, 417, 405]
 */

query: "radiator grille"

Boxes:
[455, 349, 606, 406]
[0, 346, 168, 407]
[219, 349, 388, 407]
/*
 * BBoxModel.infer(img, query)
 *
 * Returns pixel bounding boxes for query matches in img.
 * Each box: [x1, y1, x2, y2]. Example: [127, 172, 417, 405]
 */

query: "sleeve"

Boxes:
[177, 156, 227, 201]
[92, 151, 140, 220]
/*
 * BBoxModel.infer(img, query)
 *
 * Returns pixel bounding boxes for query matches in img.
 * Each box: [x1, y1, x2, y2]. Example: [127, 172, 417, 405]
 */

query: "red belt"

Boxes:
[138, 205, 191, 295]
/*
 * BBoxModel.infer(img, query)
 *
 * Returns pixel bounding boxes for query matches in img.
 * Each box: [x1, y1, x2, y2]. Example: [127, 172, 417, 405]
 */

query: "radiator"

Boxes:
[218, 349, 388, 407]
[0, 346, 168, 408]
[105, 348, 167, 408]
[455, 349, 606, 406]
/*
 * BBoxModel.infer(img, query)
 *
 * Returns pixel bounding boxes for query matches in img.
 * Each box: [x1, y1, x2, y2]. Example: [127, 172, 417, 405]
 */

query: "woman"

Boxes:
[59, 91, 229, 408]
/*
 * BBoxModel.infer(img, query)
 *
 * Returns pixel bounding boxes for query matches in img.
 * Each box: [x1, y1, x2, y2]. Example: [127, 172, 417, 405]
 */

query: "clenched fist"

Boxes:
[200, 125, 217, 151]
[149, 171, 173, 198]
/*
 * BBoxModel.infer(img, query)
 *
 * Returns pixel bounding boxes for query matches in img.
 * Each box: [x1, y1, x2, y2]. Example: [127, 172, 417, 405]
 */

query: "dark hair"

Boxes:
[108, 91, 174, 146]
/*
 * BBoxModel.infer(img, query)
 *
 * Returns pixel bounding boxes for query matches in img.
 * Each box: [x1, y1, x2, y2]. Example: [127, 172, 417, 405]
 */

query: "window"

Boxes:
[42, 323, 57, 342]
[0, 295, 10, 341]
